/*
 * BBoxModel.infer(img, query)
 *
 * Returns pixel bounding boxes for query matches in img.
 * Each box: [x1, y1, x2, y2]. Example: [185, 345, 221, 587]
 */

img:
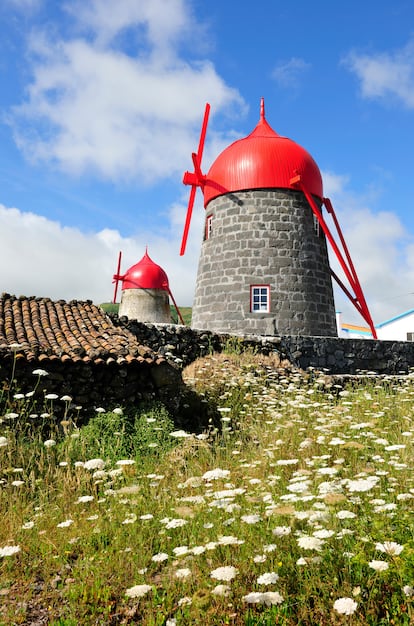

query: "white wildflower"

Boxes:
[272, 526, 291, 537]
[297, 535, 324, 551]
[346, 476, 379, 492]
[375, 541, 404, 555]
[243, 591, 284, 605]
[0, 545, 21, 557]
[257, 572, 279, 585]
[241, 514, 261, 524]
[333, 597, 358, 615]
[165, 518, 188, 529]
[57, 519, 73, 528]
[175, 568, 191, 579]
[210, 566, 238, 581]
[151, 552, 168, 563]
[369, 560, 389, 572]
[125, 584, 152, 598]
[83, 459, 105, 471]
[22, 521, 35, 530]
[336, 510, 356, 519]
[170, 430, 191, 438]
[211, 584, 231, 596]
[32, 369, 49, 376]
[202, 468, 230, 481]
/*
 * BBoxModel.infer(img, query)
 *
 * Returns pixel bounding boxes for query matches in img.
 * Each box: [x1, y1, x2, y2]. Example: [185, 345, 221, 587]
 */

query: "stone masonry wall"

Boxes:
[191, 189, 337, 337]
[115, 318, 414, 375]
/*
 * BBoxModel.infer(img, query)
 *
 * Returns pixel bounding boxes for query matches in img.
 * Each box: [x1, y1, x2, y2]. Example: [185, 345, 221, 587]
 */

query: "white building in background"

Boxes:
[375, 309, 414, 342]
[336, 309, 414, 342]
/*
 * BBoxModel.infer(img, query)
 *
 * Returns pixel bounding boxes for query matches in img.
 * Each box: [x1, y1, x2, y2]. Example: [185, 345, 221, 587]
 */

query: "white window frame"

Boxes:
[205, 214, 213, 240]
[250, 285, 270, 313]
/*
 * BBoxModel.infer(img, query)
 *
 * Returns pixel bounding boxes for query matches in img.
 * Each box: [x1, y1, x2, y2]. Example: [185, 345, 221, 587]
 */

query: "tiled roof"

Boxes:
[0, 293, 155, 365]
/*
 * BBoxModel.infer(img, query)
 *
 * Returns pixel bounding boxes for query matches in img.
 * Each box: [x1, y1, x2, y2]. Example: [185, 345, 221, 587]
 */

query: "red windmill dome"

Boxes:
[203, 99, 323, 206]
[120, 249, 169, 291]
[112, 249, 184, 324]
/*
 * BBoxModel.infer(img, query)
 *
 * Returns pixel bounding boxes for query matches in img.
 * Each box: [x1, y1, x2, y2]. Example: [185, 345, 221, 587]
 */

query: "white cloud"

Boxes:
[271, 57, 310, 89]
[65, 0, 194, 50]
[9, 0, 244, 182]
[344, 39, 414, 108]
[322, 171, 414, 325]
[3, 172, 414, 327]
[0, 200, 203, 306]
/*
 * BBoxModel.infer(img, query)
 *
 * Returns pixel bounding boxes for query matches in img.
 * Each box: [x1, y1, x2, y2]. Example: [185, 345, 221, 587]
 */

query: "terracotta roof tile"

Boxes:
[0, 293, 156, 365]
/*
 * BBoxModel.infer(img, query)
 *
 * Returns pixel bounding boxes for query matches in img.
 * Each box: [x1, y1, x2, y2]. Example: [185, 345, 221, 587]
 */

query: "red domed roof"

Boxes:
[121, 250, 169, 291]
[203, 101, 323, 207]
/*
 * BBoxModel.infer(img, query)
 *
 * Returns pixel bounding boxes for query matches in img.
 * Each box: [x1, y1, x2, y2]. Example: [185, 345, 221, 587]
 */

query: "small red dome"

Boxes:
[203, 101, 323, 207]
[121, 250, 169, 291]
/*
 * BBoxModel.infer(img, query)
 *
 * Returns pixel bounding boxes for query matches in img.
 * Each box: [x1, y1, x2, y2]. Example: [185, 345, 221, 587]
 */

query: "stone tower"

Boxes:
[190, 102, 337, 337]
[114, 249, 171, 323]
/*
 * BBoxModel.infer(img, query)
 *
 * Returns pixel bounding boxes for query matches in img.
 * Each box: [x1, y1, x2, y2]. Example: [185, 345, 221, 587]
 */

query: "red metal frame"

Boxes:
[290, 175, 377, 338]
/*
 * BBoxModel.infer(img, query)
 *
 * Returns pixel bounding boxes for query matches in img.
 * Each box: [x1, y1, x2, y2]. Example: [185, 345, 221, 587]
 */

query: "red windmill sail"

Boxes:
[180, 103, 210, 255]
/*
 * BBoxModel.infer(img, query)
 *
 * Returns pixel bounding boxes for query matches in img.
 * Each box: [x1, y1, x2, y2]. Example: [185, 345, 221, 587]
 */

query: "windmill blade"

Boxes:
[197, 103, 210, 162]
[180, 103, 211, 256]
[112, 251, 122, 303]
[180, 184, 197, 256]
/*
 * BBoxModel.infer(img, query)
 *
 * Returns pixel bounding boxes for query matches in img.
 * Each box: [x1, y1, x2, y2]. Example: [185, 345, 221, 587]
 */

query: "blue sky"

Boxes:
[1, 0, 414, 326]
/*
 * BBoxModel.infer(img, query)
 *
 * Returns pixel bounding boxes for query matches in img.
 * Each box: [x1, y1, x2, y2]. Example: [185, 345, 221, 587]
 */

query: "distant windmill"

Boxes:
[113, 249, 184, 324]
[180, 99, 376, 338]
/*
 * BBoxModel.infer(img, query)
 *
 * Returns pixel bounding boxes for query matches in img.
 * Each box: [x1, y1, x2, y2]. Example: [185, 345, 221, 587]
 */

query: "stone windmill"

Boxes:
[180, 99, 376, 338]
[113, 249, 184, 324]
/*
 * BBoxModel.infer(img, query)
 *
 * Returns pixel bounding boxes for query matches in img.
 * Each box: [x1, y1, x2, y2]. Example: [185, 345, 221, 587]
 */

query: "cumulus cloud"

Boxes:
[65, 0, 195, 49]
[0, 199, 203, 306]
[343, 39, 414, 108]
[9, 0, 243, 182]
[323, 171, 414, 325]
[271, 57, 310, 89]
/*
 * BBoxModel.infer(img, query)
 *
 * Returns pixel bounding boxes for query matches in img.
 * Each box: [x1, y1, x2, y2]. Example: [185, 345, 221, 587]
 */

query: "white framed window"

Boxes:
[205, 214, 213, 240]
[313, 213, 320, 237]
[250, 285, 270, 313]
[407, 332, 414, 342]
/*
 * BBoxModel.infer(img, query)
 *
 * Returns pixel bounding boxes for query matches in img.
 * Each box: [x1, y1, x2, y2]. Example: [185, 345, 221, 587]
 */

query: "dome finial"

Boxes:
[260, 97, 265, 121]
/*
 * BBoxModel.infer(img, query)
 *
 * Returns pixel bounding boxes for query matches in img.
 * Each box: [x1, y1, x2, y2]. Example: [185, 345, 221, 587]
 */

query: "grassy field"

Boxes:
[0, 351, 413, 624]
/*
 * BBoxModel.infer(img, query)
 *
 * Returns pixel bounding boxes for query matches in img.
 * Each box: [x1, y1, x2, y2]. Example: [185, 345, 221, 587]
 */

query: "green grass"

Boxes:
[0, 353, 414, 624]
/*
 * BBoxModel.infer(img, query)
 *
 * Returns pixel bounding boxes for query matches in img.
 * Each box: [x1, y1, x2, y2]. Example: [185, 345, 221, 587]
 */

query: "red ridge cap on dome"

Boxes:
[248, 97, 281, 139]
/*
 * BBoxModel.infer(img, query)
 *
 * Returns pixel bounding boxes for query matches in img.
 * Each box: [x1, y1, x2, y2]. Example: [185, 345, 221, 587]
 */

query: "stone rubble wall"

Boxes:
[3, 318, 414, 427]
[114, 318, 414, 375]
[0, 347, 184, 423]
